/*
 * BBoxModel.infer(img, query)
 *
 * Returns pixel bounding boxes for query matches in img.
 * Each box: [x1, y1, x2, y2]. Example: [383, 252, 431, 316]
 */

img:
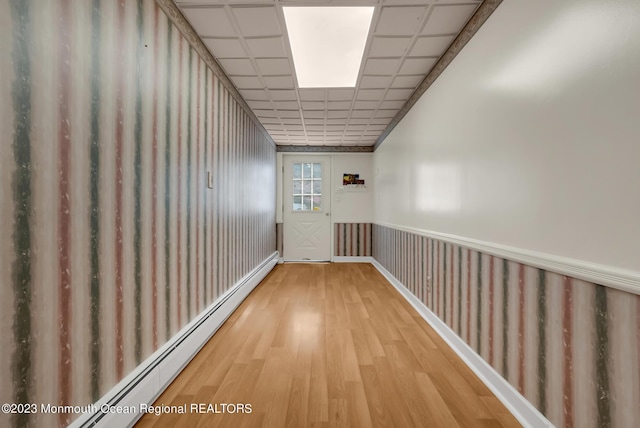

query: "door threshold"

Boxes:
[283, 260, 331, 264]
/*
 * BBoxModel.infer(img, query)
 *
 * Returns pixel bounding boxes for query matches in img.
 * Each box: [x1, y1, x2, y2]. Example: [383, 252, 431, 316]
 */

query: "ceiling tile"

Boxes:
[268, 89, 297, 100]
[301, 101, 325, 110]
[375, 109, 398, 118]
[375, 6, 427, 36]
[392, 74, 424, 88]
[181, 7, 236, 37]
[327, 101, 352, 110]
[255, 58, 291, 75]
[183, 0, 479, 148]
[370, 118, 392, 125]
[239, 89, 269, 101]
[410, 35, 455, 56]
[398, 57, 437, 75]
[360, 75, 392, 89]
[386, 88, 415, 100]
[254, 109, 278, 118]
[327, 110, 349, 119]
[259, 117, 281, 124]
[245, 37, 287, 57]
[279, 110, 301, 118]
[368, 37, 413, 57]
[354, 100, 379, 109]
[247, 100, 273, 110]
[273, 100, 299, 109]
[422, 4, 477, 35]
[357, 89, 385, 100]
[351, 110, 375, 118]
[203, 38, 246, 58]
[299, 89, 326, 101]
[348, 118, 371, 125]
[263, 75, 294, 89]
[380, 100, 405, 109]
[218, 58, 256, 76]
[327, 89, 355, 101]
[303, 111, 325, 119]
[230, 75, 263, 89]
[363, 58, 401, 75]
[231, 7, 281, 37]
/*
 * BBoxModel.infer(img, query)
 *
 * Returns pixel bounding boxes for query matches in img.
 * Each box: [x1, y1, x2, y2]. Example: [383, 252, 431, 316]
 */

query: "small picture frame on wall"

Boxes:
[343, 173, 359, 185]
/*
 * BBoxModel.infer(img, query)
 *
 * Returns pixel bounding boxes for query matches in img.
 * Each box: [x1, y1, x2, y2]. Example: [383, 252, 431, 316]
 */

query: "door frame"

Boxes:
[282, 154, 332, 261]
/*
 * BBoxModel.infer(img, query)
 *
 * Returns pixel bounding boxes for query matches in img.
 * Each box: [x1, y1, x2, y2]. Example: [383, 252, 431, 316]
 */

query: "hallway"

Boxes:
[2, 0, 639, 426]
[136, 263, 520, 427]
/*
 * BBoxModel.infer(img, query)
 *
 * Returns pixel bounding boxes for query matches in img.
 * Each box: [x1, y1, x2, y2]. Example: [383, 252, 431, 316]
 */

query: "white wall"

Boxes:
[331, 154, 374, 223]
[374, 0, 640, 273]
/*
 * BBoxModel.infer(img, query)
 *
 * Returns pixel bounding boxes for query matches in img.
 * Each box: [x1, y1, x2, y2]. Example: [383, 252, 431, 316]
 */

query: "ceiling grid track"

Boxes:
[168, 0, 501, 150]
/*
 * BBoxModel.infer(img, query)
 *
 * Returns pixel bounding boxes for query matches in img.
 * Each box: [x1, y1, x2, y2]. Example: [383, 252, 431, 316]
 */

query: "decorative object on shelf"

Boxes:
[342, 173, 367, 191]
[343, 173, 365, 186]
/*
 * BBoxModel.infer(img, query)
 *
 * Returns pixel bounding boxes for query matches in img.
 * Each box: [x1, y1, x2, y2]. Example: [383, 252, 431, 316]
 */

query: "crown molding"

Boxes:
[277, 145, 374, 153]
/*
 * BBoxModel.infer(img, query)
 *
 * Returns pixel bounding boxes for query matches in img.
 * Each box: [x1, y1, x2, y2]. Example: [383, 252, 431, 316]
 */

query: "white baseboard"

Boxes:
[332, 256, 375, 263]
[371, 259, 553, 428]
[69, 252, 278, 428]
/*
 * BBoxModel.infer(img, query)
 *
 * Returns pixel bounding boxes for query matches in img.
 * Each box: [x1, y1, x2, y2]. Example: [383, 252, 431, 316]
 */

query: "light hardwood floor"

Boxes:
[136, 263, 521, 428]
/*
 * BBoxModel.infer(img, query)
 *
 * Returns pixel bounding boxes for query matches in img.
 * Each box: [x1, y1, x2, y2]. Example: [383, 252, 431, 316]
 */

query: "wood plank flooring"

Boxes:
[136, 263, 521, 428]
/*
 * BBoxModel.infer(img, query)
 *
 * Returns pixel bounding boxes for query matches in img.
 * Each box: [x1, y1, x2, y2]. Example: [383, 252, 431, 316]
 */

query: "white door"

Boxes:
[283, 156, 331, 261]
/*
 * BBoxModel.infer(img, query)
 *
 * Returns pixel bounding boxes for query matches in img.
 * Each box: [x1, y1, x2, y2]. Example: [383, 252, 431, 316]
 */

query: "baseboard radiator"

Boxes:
[69, 252, 279, 428]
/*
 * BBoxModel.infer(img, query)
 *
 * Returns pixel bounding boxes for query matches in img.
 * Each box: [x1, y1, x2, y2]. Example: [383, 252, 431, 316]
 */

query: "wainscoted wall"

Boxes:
[334, 223, 372, 257]
[373, 224, 640, 428]
[0, 1, 275, 427]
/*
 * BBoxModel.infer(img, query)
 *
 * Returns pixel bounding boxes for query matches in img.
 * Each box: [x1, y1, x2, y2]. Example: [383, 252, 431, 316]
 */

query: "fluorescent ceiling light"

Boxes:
[283, 7, 374, 88]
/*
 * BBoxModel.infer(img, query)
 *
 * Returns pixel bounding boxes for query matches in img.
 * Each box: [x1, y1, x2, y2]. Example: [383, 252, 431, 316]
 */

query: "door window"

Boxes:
[292, 162, 322, 211]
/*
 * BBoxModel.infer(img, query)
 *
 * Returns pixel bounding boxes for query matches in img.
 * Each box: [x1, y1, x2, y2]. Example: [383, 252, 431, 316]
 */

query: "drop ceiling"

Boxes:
[174, 0, 482, 146]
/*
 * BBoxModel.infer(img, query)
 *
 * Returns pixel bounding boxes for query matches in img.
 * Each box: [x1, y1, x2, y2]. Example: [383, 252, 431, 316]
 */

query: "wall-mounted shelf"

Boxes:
[344, 184, 368, 192]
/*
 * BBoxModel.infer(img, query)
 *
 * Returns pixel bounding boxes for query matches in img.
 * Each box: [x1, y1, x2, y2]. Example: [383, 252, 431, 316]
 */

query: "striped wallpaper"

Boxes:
[276, 222, 283, 257]
[0, 1, 275, 427]
[334, 223, 372, 257]
[372, 224, 640, 428]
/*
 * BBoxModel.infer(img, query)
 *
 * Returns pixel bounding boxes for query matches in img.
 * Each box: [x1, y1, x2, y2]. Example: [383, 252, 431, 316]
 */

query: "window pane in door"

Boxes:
[292, 162, 323, 211]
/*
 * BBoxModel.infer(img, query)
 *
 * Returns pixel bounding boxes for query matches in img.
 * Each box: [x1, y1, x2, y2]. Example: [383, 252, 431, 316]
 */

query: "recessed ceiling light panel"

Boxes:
[283, 7, 374, 88]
